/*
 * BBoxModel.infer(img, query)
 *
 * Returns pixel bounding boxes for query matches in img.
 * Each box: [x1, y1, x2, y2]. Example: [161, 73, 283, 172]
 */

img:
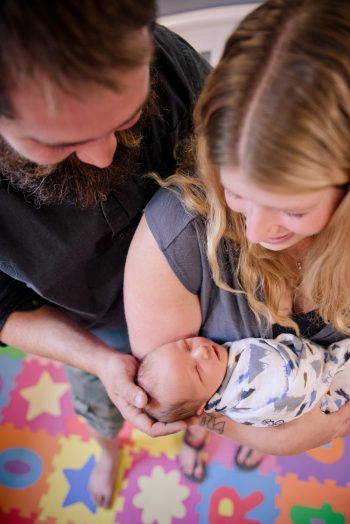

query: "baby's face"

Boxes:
[153, 337, 228, 414]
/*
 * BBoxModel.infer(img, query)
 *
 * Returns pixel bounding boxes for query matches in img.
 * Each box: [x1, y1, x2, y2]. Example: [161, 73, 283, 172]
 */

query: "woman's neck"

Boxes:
[283, 238, 315, 314]
[284, 238, 312, 262]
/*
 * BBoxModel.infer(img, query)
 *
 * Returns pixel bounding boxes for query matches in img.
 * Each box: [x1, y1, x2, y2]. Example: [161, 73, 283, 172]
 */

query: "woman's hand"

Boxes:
[327, 401, 350, 439]
[197, 402, 350, 455]
[97, 350, 187, 437]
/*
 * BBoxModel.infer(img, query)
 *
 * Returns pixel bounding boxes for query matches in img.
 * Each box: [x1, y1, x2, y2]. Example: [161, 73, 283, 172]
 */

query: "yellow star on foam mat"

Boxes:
[20, 371, 69, 420]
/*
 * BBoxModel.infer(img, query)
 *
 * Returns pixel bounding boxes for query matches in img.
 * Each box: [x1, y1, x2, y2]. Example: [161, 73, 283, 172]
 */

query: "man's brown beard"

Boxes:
[0, 134, 139, 208]
[0, 91, 158, 208]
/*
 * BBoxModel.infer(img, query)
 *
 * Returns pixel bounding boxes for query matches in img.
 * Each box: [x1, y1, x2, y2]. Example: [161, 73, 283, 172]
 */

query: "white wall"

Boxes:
[158, 0, 259, 16]
[159, 4, 260, 65]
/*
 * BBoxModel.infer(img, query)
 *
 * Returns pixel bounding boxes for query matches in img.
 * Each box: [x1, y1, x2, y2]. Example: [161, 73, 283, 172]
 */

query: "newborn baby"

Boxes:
[136, 333, 350, 425]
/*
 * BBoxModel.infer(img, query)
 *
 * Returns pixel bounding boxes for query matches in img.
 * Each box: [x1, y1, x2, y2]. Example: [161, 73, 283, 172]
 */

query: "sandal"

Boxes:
[179, 429, 208, 483]
[234, 445, 264, 471]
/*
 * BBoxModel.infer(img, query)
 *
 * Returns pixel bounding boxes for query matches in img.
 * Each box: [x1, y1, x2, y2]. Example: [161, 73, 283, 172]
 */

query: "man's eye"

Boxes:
[49, 145, 70, 153]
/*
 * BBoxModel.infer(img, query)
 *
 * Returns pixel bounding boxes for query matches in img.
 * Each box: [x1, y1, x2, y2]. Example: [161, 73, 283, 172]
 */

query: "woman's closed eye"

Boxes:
[224, 189, 245, 213]
[285, 211, 306, 218]
[224, 188, 241, 199]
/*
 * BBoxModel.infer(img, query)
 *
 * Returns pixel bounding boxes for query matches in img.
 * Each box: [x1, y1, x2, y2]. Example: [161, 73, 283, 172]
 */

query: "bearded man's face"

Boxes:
[0, 65, 152, 207]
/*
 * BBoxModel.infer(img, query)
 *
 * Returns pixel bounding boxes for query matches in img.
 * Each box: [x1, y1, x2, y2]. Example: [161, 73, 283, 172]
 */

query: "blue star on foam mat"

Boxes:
[62, 455, 97, 513]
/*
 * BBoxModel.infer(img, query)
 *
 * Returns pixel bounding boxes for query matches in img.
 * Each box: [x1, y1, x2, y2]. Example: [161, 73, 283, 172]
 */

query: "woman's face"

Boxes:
[220, 167, 346, 252]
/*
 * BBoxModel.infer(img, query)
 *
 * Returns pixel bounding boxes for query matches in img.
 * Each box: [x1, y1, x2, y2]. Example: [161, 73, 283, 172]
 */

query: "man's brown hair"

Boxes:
[0, 0, 156, 116]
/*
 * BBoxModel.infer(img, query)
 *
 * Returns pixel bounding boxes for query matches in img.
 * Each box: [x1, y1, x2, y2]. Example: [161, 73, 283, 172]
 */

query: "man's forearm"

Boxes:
[0, 304, 117, 376]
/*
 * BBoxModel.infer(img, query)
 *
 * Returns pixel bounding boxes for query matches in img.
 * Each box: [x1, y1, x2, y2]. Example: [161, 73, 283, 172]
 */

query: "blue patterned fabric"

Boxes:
[205, 334, 350, 426]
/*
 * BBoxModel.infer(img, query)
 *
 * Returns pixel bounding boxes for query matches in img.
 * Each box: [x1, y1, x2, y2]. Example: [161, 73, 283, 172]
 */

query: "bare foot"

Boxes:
[88, 434, 119, 508]
[179, 428, 208, 482]
[235, 445, 266, 469]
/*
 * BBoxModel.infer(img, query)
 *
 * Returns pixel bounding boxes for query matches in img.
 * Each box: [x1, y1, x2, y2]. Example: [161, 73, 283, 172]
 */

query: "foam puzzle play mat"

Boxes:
[0, 345, 349, 523]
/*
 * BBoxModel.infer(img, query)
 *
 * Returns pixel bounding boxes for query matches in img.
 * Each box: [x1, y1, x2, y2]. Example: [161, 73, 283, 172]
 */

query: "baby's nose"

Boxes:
[193, 345, 211, 359]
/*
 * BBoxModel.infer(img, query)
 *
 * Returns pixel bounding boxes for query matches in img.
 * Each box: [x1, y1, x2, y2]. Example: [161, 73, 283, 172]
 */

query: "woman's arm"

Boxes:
[125, 214, 350, 449]
[198, 403, 350, 455]
[124, 215, 202, 357]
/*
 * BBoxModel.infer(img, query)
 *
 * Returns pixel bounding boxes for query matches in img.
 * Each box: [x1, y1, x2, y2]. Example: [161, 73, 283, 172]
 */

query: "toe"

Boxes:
[236, 446, 251, 466]
[193, 460, 205, 481]
[100, 495, 107, 508]
[235, 446, 266, 469]
[246, 450, 264, 467]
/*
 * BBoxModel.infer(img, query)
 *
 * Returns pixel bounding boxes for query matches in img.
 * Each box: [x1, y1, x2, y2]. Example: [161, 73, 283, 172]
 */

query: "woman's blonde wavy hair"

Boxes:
[164, 0, 350, 333]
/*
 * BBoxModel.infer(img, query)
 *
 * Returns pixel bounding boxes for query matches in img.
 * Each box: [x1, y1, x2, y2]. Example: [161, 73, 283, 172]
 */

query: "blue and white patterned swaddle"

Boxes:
[205, 334, 350, 426]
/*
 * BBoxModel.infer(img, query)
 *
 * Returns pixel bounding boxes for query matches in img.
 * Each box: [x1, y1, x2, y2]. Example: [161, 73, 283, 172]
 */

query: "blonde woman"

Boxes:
[124, 0, 350, 481]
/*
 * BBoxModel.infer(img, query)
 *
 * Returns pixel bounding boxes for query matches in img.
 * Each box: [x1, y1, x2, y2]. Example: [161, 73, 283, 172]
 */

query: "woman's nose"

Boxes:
[245, 205, 278, 243]
[75, 133, 117, 168]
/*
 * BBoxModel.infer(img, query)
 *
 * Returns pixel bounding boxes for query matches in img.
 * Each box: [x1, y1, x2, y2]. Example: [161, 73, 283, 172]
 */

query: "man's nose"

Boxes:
[75, 133, 117, 168]
[245, 205, 278, 243]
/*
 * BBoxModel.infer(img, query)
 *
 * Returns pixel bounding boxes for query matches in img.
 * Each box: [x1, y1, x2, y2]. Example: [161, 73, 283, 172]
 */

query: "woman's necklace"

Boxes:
[296, 259, 303, 271]
[286, 254, 303, 272]
[286, 248, 307, 273]
[285, 239, 310, 273]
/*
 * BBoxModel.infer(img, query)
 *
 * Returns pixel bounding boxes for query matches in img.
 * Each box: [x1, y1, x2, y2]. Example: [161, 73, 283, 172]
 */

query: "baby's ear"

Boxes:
[196, 403, 206, 415]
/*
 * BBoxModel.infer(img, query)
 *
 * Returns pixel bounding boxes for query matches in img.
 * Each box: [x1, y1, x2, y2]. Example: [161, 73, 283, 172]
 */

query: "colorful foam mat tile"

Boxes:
[276, 473, 350, 523]
[278, 437, 350, 486]
[2, 358, 72, 435]
[0, 355, 24, 420]
[37, 433, 134, 524]
[115, 428, 281, 524]
[0, 423, 61, 518]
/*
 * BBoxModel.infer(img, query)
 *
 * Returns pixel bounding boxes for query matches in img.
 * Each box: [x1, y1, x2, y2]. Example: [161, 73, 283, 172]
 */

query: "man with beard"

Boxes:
[0, 0, 210, 508]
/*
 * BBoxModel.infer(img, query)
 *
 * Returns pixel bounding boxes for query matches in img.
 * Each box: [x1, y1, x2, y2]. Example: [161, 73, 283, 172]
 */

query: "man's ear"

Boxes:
[196, 403, 206, 415]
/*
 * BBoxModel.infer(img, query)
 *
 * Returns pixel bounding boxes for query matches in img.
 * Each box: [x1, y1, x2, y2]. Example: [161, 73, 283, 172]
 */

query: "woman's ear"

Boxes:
[196, 403, 206, 415]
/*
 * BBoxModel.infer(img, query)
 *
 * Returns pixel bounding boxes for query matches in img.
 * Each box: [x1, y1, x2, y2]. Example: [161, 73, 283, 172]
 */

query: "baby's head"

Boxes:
[137, 336, 228, 422]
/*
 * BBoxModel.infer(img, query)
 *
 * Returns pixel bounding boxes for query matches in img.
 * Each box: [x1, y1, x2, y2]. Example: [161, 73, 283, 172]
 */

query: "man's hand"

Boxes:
[0, 305, 186, 437]
[97, 351, 187, 437]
